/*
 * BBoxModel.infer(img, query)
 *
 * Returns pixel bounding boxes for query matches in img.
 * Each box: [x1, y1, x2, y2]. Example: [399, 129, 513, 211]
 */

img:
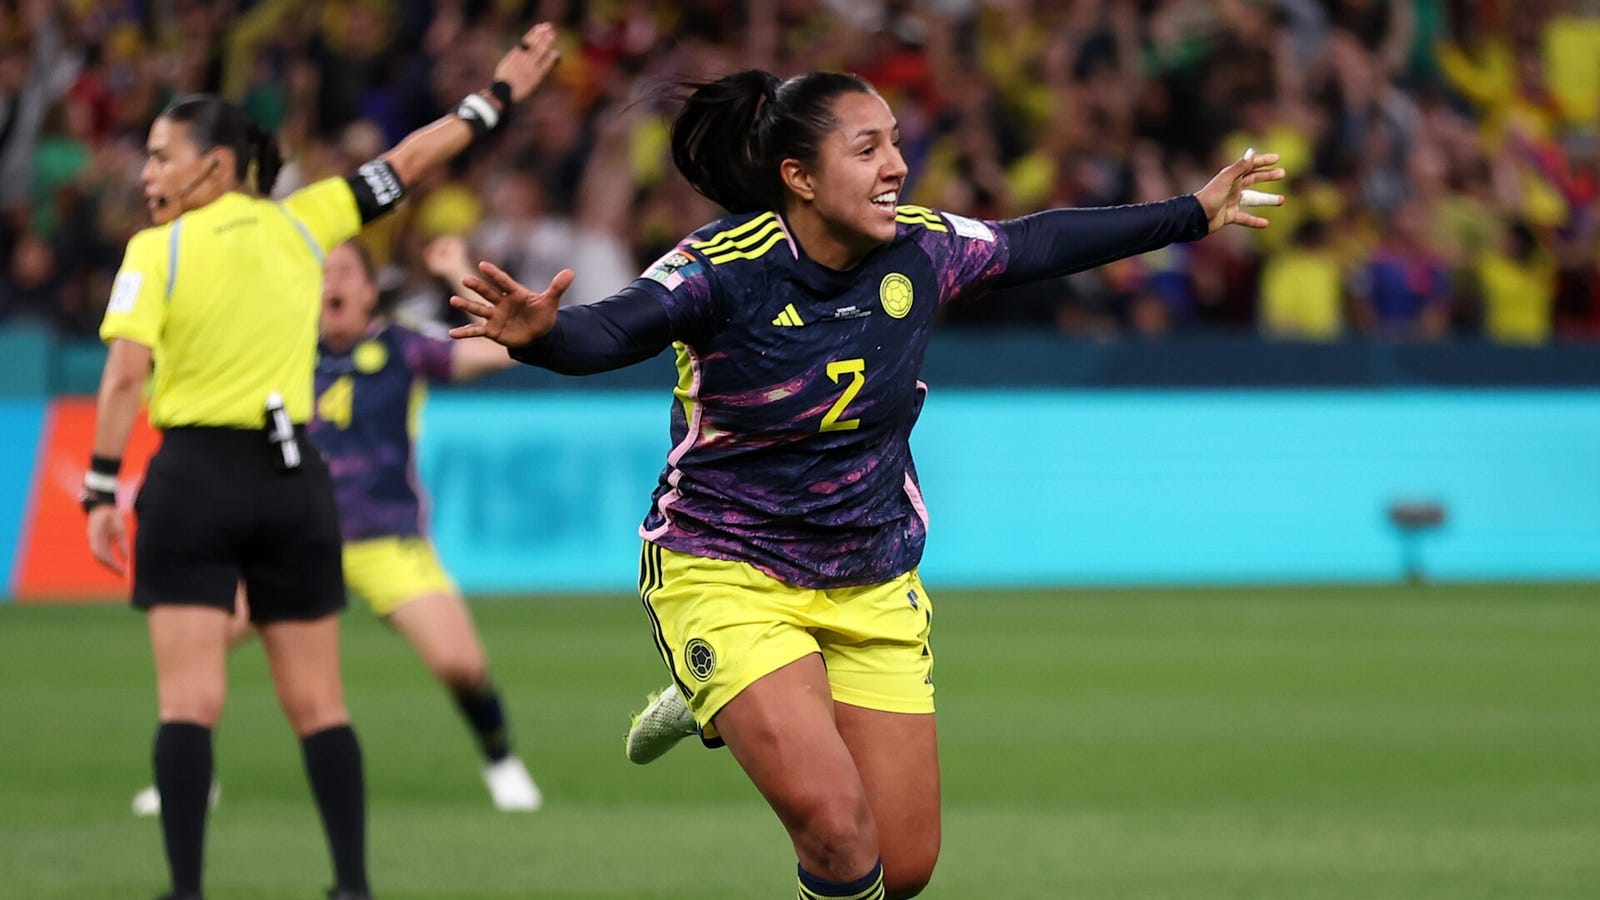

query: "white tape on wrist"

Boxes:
[457, 93, 500, 131]
[84, 471, 118, 493]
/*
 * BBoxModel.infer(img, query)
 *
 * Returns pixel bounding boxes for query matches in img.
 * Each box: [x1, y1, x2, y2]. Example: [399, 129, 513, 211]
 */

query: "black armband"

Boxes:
[489, 80, 512, 108]
[81, 454, 120, 513]
[345, 159, 407, 224]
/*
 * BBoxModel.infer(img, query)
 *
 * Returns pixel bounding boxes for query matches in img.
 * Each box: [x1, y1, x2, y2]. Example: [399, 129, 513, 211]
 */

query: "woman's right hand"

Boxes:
[86, 503, 129, 575]
[448, 262, 573, 347]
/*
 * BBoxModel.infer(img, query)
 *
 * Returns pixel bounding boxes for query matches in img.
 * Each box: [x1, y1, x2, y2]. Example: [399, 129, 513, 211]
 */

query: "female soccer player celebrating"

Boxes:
[450, 70, 1284, 899]
[83, 24, 558, 900]
[314, 238, 537, 810]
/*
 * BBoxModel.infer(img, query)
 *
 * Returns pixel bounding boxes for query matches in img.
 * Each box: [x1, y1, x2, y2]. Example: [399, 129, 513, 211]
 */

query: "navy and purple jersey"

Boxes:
[310, 323, 453, 542]
[514, 198, 1208, 589]
[629, 207, 1011, 588]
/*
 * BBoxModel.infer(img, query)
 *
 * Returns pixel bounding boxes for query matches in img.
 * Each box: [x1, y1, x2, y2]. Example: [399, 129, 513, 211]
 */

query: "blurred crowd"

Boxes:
[2, 0, 1598, 344]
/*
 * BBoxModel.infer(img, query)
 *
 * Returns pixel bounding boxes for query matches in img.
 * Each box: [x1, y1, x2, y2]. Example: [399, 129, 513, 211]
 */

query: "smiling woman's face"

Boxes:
[784, 90, 908, 269]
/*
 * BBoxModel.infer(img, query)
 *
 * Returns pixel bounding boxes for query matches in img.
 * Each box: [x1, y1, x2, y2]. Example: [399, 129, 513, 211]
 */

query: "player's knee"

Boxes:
[158, 689, 225, 727]
[282, 703, 350, 737]
[792, 799, 878, 879]
[275, 685, 349, 736]
[424, 646, 486, 689]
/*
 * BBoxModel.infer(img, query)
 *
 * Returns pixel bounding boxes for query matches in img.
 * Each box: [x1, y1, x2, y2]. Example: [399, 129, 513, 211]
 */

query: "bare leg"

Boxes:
[386, 590, 539, 812]
[257, 617, 348, 736]
[835, 704, 940, 898]
[386, 591, 488, 689]
[712, 654, 881, 882]
[148, 605, 231, 726]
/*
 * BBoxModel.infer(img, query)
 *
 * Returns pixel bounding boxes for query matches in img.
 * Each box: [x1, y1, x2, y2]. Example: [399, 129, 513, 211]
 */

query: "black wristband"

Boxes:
[80, 488, 116, 514]
[84, 454, 121, 497]
[82, 454, 120, 513]
[90, 454, 122, 477]
[490, 80, 512, 108]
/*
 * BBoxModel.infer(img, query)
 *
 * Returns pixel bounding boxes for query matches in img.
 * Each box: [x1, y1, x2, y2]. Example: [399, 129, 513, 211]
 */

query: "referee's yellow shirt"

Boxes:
[99, 178, 362, 429]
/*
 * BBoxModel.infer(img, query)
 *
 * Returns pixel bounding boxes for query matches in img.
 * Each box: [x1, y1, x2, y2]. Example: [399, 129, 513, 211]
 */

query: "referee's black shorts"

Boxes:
[133, 426, 345, 624]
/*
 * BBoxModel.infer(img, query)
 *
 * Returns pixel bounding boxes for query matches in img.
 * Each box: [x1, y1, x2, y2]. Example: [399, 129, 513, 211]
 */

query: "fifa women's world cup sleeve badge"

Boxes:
[879, 272, 913, 319]
[646, 250, 701, 291]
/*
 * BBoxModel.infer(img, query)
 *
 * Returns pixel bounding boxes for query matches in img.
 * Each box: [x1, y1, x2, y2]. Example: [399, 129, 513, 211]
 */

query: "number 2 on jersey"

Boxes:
[317, 375, 354, 430]
[820, 358, 865, 432]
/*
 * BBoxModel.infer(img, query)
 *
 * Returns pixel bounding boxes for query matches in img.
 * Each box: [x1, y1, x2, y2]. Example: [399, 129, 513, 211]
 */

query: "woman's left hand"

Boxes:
[1194, 149, 1287, 233]
[448, 261, 572, 347]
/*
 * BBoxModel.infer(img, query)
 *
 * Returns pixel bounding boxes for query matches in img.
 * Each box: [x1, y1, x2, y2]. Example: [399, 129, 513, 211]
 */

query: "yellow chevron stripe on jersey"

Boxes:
[895, 205, 948, 232]
[771, 304, 805, 327]
[705, 227, 788, 264]
[699, 220, 783, 261]
[692, 212, 778, 254]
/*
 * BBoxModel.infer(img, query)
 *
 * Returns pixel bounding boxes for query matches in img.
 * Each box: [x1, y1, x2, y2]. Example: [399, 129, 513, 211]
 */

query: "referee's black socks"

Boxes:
[153, 721, 213, 896]
[451, 680, 511, 762]
[301, 724, 370, 896]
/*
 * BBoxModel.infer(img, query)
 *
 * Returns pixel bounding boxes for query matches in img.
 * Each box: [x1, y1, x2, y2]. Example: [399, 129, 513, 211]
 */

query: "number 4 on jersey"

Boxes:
[317, 374, 354, 430]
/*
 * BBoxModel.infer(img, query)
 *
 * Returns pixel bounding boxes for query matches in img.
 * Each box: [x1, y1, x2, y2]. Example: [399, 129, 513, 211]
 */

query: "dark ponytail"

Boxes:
[670, 70, 878, 214]
[159, 94, 283, 196]
[245, 120, 284, 196]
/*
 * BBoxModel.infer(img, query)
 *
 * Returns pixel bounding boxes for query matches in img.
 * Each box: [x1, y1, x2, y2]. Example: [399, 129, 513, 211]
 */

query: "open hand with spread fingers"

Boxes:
[449, 262, 574, 347]
[496, 23, 562, 104]
[1194, 148, 1287, 233]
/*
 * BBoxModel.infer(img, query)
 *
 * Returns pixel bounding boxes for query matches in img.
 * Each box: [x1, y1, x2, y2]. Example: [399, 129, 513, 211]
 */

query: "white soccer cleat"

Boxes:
[625, 685, 697, 765]
[131, 785, 160, 817]
[482, 755, 542, 811]
[131, 782, 221, 817]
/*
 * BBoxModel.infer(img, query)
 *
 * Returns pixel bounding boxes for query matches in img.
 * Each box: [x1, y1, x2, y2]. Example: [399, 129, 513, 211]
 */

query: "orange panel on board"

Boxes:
[14, 398, 161, 602]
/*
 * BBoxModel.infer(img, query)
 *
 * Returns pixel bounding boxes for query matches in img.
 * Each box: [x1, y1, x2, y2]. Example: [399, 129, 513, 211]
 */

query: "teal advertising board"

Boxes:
[418, 390, 1600, 593]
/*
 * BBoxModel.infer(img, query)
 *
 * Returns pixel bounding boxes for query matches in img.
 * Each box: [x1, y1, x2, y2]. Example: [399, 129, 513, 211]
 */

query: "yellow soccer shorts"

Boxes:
[342, 535, 458, 617]
[638, 541, 935, 740]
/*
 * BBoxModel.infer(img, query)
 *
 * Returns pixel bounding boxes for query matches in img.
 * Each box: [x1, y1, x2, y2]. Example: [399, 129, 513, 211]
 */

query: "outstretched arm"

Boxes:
[448, 265, 672, 376]
[998, 150, 1285, 285]
[335, 23, 560, 227]
[382, 23, 559, 187]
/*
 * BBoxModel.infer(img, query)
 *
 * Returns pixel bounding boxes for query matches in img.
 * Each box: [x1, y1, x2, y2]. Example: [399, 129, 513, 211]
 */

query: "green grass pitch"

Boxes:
[2, 584, 1597, 898]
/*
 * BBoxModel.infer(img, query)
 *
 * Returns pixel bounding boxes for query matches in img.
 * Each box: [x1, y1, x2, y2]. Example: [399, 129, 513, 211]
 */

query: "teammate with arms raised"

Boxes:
[314, 238, 539, 810]
[451, 70, 1284, 899]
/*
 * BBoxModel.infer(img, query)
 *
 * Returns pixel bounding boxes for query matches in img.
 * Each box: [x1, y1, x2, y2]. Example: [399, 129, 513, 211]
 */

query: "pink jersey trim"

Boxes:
[903, 472, 930, 530]
[774, 213, 799, 258]
[640, 346, 704, 540]
[903, 379, 930, 529]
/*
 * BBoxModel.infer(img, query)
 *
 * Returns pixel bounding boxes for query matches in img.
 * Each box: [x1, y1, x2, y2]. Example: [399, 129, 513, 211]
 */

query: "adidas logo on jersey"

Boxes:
[772, 304, 805, 327]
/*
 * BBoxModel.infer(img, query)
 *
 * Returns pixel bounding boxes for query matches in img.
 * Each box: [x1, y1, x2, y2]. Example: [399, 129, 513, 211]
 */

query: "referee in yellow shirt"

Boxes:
[82, 24, 558, 900]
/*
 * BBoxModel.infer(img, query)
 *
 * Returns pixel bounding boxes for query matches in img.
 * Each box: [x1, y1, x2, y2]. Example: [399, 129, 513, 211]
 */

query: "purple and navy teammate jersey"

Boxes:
[632, 206, 1011, 588]
[310, 324, 453, 542]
